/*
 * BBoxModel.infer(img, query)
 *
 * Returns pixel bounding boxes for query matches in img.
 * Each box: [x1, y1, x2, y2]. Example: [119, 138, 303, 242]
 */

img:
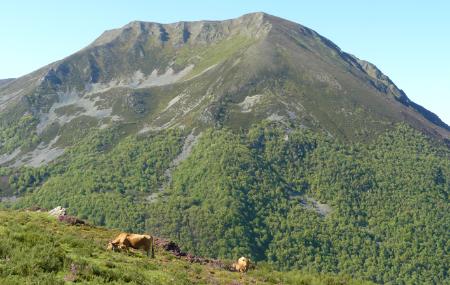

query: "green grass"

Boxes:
[0, 210, 372, 285]
[54, 115, 100, 147]
[54, 105, 86, 117]
[175, 36, 256, 79]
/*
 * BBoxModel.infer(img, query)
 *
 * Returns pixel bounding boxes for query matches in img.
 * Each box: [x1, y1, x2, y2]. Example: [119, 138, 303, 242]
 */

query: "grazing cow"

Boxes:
[232, 256, 251, 272]
[107, 233, 155, 258]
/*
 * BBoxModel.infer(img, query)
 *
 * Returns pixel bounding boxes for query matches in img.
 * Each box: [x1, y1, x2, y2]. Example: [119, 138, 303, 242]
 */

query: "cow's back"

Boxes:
[127, 234, 151, 249]
[112, 233, 129, 244]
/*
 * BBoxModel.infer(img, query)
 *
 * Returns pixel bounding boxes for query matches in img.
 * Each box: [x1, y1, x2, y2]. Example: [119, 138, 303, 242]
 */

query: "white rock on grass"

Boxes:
[48, 206, 67, 217]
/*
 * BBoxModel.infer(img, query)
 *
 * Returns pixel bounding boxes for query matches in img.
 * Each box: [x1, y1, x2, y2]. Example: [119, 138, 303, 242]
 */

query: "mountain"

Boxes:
[0, 12, 449, 285]
[0, 12, 448, 167]
[0, 78, 15, 87]
[0, 210, 372, 285]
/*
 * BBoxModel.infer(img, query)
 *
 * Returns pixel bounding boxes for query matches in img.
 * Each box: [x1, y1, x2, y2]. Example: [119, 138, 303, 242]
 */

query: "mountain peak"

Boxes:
[90, 12, 274, 49]
[0, 12, 448, 167]
[237, 11, 268, 21]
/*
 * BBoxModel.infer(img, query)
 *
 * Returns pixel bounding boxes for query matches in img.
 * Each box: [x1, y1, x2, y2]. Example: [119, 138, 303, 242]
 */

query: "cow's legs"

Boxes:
[151, 237, 155, 258]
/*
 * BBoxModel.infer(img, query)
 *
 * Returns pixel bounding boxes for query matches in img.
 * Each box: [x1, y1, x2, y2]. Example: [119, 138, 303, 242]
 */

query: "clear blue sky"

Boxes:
[1, 0, 449, 124]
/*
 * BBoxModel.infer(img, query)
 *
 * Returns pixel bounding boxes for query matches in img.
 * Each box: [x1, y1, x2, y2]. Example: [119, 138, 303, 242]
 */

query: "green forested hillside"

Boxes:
[1, 122, 448, 284]
[147, 123, 449, 284]
[3, 128, 184, 230]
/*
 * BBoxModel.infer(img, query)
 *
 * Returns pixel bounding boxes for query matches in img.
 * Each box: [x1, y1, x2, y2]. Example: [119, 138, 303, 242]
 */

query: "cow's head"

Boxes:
[107, 241, 118, 251]
[238, 256, 250, 269]
[107, 241, 127, 252]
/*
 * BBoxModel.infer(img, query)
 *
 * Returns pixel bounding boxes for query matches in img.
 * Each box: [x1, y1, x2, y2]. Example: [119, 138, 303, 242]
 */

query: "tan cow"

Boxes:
[232, 256, 251, 272]
[107, 233, 155, 258]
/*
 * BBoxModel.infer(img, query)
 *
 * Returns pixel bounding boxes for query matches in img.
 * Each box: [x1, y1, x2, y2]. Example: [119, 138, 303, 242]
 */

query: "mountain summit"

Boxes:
[0, 12, 448, 166]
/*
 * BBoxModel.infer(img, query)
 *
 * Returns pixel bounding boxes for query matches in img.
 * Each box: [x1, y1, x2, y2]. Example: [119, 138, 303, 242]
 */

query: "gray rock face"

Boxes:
[0, 195, 18, 202]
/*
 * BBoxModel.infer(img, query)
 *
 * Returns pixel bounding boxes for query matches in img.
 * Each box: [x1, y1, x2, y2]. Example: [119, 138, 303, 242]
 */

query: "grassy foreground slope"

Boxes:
[0, 211, 372, 285]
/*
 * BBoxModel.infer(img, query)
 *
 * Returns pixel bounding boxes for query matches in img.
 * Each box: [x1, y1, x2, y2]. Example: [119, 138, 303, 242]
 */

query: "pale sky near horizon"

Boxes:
[1, 1, 449, 124]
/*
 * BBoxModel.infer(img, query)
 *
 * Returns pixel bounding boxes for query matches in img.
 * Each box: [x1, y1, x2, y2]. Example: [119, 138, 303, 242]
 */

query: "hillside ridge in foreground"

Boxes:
[0, 210, 372, 285]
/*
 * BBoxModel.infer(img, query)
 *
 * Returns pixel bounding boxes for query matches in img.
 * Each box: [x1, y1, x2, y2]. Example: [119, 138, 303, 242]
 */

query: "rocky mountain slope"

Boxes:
[0, 12, 448, 167]
[0, 79, 15, 87]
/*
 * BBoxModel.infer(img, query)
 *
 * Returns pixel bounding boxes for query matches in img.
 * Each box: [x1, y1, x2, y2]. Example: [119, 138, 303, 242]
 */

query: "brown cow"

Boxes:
[232, 256, 251, 272]
[107, 233, 155, 258]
